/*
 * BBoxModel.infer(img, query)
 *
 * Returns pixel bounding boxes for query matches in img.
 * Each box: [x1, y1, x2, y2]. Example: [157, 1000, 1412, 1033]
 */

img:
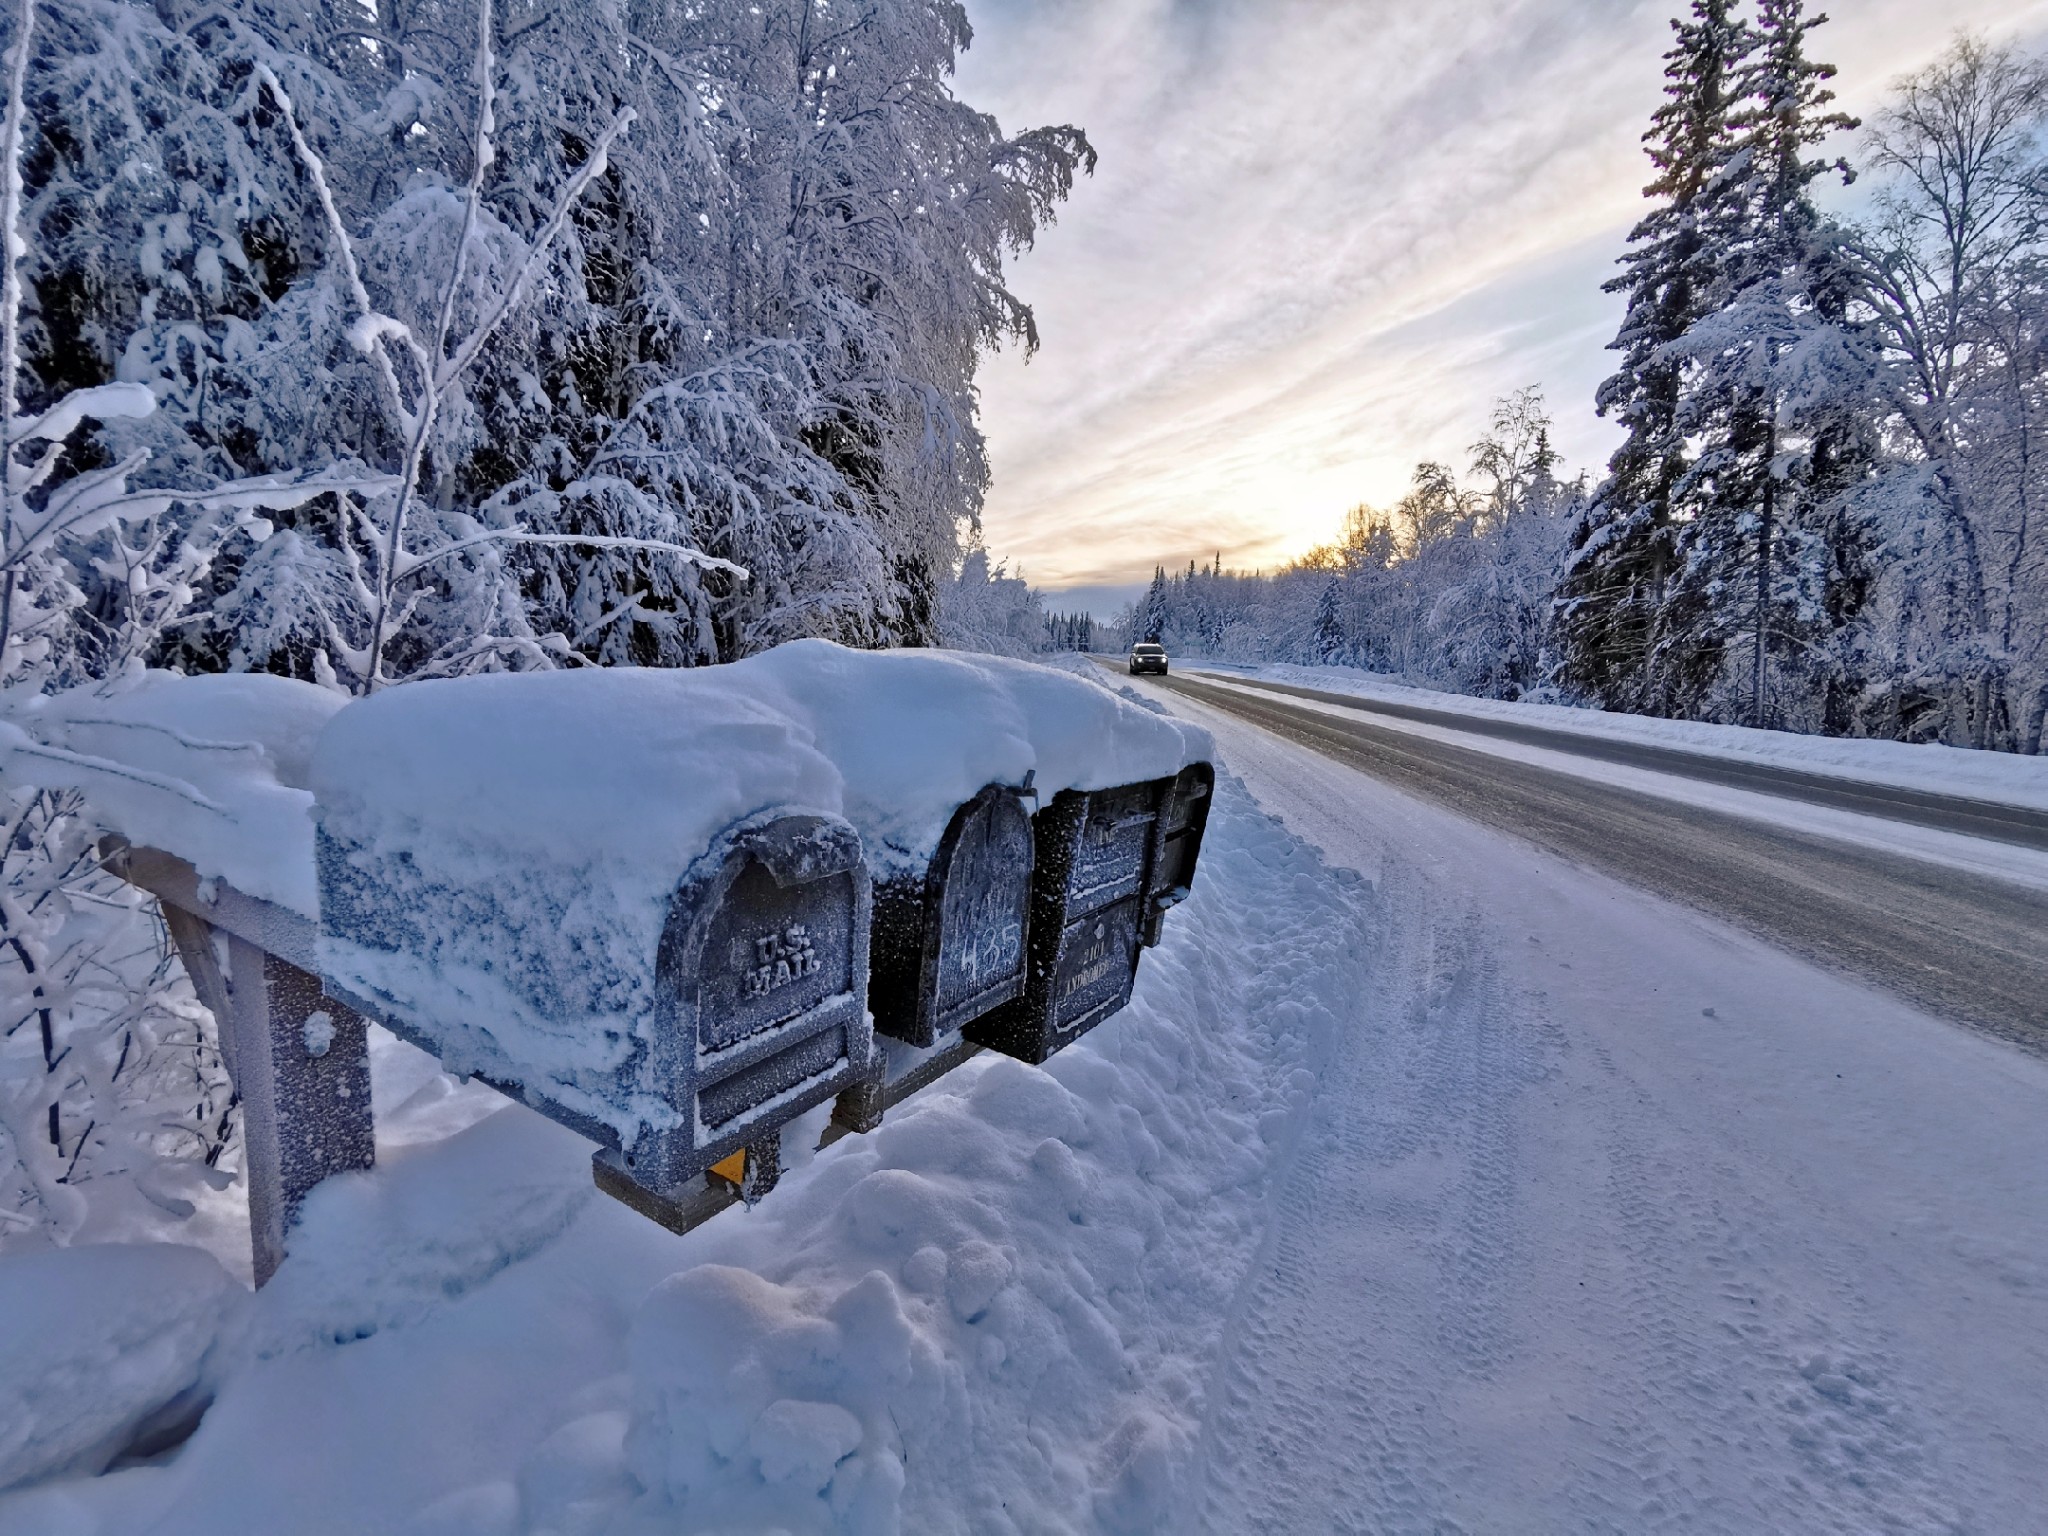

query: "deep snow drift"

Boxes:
[0, 766, 1368, 1534]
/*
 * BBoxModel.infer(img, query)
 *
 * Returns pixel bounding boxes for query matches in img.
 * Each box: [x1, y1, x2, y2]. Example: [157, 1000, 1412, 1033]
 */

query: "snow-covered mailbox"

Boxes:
[308, 668, 884, 1233]
[967, 781, 1158, 1065]
[742, 647, 1209, 1073]
[867, 781, 1036, 1049]
[965, 760, 1213, 1065]
[63, 643, 1208, 1284]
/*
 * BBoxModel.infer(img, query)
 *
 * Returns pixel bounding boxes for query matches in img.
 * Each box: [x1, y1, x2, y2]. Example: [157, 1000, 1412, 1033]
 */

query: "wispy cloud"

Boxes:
[957, 0, 2048, 595]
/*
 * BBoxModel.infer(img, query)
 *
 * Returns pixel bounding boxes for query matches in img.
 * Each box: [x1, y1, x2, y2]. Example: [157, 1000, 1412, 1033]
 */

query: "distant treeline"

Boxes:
[1114, 12, 2048, 753]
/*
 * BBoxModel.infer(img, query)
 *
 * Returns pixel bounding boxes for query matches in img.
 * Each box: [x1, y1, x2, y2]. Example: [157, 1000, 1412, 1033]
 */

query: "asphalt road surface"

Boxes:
[1204, 671, 2048, 850]
[1132, 667, 2048, 1051]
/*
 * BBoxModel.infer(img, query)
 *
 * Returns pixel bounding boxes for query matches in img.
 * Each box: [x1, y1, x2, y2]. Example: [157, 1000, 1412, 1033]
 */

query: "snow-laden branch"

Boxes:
[254, 62, 425, 438]
[433, 108, 636, 392]
[394, 528, 747, 583]
[0, 724, 227, 814]
[256, 3, 639, 692]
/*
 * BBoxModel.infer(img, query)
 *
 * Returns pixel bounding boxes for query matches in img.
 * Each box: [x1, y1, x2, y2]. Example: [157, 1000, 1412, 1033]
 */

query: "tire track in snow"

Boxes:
[1189, 867, 1546, 1532]
[1154, 681, 2019, 1532]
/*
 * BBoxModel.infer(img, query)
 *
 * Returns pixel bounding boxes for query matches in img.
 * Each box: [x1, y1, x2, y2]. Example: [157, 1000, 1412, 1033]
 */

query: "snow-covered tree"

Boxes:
[1111, 391, 1582, 695]
[1654, 0, 1868, 728]
[1854, 34, 2048, 749]
[0, 0, 383, 1241]
[13, 0, 1091, 680]
[936, 543, 1043, 656]
[1554, 0, 1756, 714]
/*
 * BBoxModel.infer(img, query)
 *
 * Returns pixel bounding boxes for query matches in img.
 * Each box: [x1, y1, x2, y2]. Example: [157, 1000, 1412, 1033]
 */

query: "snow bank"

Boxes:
[311, 641, 1209, 1136]
[0, 776, 1367, 1534]
[0, 1243, 243, 1492]
[0, 671, 345, 915]
[1224, 662, 2048, 809]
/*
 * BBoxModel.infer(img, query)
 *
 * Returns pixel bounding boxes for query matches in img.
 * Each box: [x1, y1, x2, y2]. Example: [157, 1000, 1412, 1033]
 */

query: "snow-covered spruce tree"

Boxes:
[1553, 0, 1755, 715]
[1855, 35, 2048, 749]
[1040, 611, 1095, 653]
[1657, 0, 1870, 729]
[1311, 577, 1346, 664]
[1135, 566, 1168, 644]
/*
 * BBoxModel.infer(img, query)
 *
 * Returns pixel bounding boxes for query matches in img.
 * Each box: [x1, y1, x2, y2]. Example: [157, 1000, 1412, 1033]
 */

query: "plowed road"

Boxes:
[1128, 666, 2048, 1049]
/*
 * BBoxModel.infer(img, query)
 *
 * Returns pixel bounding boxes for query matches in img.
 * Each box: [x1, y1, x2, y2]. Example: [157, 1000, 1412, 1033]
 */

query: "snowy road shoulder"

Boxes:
[1183, 669, 2048, 891]
[1206, 660, 2048, 815]
[1157, 680, 2048, 1534]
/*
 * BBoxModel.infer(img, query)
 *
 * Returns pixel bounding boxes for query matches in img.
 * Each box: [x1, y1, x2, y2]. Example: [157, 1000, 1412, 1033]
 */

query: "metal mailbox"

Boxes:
[1141, 761, 1214, 947]
[612, 812, 879, 1200]
[868, 782, 1035, 1048]
[968, 779, 1164, 1065]
[318, 809, 881, 1231]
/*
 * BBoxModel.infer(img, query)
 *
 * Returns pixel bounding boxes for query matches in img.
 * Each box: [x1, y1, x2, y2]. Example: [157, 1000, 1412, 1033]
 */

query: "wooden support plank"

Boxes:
[219, 937, 375, 1286]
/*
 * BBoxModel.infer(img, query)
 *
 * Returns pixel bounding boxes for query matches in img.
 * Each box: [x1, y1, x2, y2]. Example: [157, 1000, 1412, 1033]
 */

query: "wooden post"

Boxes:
[217, 936, 375, 1286]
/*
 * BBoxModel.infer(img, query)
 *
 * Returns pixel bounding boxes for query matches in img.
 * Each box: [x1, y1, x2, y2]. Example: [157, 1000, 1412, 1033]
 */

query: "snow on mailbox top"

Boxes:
[0, 670, 348, 916]
[310, 640, 1208, 882]
[735, 640, 1210, 871]
[307, 642, 1206, 1136]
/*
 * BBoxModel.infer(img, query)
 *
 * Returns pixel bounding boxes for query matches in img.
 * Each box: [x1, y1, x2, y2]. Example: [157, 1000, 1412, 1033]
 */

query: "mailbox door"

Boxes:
[869, 786, 1034, 1048]
[694, 856, 862, 1126]
[927, 786, 1033, 1040]
[1142, 761, 1214, 946]
[636, 813, 875, 1192]
[1068, 782, 1157, 912]
[1046, 895, 1144, 1040]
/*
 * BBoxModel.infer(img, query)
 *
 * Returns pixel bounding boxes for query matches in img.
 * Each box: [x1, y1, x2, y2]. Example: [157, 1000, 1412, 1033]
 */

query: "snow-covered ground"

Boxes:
[1162, 683, 2048, 1532]
[1201, 660, 2048, 811]
[0, 764, 1369, 1534]
[6, 665, 2048, 1532]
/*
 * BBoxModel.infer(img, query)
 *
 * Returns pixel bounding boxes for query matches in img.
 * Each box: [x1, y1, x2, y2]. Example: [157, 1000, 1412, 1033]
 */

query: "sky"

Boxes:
[954, 0, 2048, 616]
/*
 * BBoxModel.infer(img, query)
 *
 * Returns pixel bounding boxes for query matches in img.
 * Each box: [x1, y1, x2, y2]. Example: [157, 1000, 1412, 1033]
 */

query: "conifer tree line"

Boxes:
[1124, 8, 2048, 754]
[1117, 387, 1586, 702]
[1042, 610, 1096, 652]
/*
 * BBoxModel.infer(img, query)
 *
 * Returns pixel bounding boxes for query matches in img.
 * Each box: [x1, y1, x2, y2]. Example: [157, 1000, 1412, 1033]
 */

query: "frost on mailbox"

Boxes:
[868, 782, 1035, 1048]
[308, 669, 881, 1204]
[634, 811, 873, 1187]
[968, 780, 1163, 1066]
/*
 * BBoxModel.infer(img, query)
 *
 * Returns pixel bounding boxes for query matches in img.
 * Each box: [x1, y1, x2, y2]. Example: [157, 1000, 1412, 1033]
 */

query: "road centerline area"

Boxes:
[1141, 669, 2048, 1049]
